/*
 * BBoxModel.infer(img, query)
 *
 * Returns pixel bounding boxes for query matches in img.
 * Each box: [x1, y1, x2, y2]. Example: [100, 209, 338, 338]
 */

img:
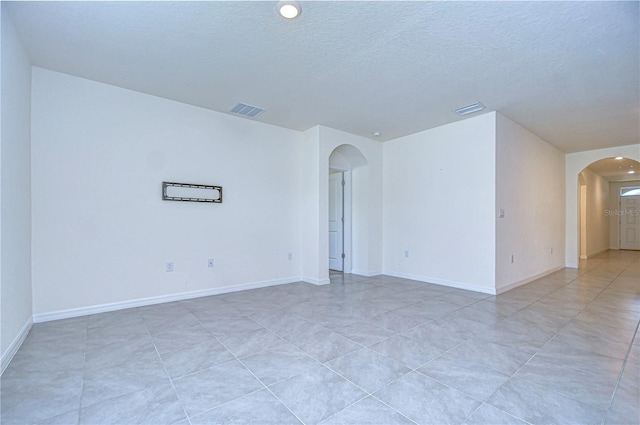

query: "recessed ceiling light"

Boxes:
[628, 170, 636, 174]
[372, 131, 381, 137]
[454, 102, 485, 116]
[277, 1, 301, 19]
[615, 156, 624, 160]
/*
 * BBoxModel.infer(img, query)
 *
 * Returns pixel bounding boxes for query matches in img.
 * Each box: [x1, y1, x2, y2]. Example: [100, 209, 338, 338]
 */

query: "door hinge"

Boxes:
[341, 253, 346, 259]
[341, 180, 345, 186]
[341, 216, 344, 223]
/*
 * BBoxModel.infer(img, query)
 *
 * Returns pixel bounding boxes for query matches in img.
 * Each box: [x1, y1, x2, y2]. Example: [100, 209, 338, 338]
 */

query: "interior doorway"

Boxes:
[620, 187, 640, 250]
[329, 170, 344, 271]
[576, 157, 640, 264]
[327, 144, 365, 276]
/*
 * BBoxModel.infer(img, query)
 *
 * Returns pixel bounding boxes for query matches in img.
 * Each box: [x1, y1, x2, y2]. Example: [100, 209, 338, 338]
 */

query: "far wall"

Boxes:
[383, 112, 567, 294]
[31, 68, 305, 315]
[383, 113, 497, 293]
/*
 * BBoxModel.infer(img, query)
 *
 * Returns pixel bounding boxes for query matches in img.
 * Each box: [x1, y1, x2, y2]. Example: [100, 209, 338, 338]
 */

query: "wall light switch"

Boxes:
[499, 209, 505, 218]
[166, 262, 174, 272]
[207, 258, 214, 268]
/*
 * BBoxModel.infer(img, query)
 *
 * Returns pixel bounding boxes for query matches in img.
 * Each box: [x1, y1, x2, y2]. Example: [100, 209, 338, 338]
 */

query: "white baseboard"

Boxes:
[303, 277, 330, 286]
[582, 248, 610, 260]
[382, 270, 496, 295]
[351, 269, 383, 277]
[32, 276, 302, 323]
[1, 317, 33, 376]
[565, 262, 579, 269]
[495, 265, 566, 294]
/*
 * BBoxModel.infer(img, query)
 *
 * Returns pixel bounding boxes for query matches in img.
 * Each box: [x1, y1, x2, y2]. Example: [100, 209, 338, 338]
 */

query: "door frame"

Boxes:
[619, 187, 640, 250]
[329, 167, 352, 273]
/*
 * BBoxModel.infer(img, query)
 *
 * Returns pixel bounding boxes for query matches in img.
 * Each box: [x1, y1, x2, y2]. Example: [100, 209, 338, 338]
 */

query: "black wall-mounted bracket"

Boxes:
[162, 182, 222, 203]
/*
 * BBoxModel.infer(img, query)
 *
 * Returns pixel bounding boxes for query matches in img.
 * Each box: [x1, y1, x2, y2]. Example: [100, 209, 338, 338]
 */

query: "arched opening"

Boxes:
[577, 157, 640, 265]
[328, 144, 368, 276]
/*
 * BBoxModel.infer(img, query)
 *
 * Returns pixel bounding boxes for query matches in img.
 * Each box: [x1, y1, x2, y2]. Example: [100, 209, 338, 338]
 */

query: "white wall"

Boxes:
[301, 126, 323, 284]
[1, 7, 33, 370]
[565, 145, 640, 267]
[609, 179, 640, 249]
[495, 113, 565, 292]
[383, 113, 497, 293]
[579, 168, 610, 258]
[31, 68, 304, 316]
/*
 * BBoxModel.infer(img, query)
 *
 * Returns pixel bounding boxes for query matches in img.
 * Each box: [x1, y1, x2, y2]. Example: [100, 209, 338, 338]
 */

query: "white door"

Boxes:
[620, 195, 640, 250]
[329, 172, 344, 271]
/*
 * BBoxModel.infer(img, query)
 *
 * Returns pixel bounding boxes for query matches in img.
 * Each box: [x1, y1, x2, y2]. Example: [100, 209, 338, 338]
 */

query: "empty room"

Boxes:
[1, 1, 639, 424]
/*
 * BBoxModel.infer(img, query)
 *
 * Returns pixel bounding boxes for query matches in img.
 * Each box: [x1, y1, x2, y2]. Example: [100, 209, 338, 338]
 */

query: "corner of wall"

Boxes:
[1, 5, 34, 370]
[494, 113, 565, 291]
[0, 318, 32, 375]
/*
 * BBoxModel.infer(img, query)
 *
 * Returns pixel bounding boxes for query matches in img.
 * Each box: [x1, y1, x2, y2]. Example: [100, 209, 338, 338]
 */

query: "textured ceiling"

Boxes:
[4, 1, 639, 152]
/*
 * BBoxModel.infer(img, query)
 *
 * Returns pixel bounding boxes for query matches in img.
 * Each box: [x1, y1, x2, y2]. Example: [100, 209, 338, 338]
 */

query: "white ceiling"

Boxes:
[5, 1, 639, 153]
[588, 157, 640, 182]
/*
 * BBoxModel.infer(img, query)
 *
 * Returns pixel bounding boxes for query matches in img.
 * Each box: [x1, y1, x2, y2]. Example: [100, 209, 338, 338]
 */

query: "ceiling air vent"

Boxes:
[230, 103, 265, 118]
[454, 102, 485, 116]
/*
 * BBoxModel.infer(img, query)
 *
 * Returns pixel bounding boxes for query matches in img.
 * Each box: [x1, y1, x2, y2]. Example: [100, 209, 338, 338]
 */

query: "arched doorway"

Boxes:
[565, 146, 640, 268]
[328, 144, 367, 275]
[576, 157, 640, 264]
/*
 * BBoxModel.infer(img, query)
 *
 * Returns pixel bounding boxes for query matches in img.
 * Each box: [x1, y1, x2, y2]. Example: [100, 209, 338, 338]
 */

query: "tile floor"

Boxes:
[1, 250, 638, 425]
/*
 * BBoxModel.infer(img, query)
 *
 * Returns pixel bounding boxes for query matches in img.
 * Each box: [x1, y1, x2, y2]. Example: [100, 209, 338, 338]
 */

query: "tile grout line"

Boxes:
[607, 318, 640, 410]
[486, 257, 634, 421]
[185, 303, 309, 424]
[145, 313, 194, 425]
[214, 336, 308, 425]
[321, 359, 419, 425]
[602, 265, 640, 424]
[75, 323, 89, 425]
[219, 301, 422, 425]
[454, 259, 627, 422]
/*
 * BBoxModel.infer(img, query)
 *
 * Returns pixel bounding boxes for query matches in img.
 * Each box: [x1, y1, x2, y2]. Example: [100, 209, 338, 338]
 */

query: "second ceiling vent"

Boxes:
[230, 103, 265, 118]
[454, 102, 485, 116]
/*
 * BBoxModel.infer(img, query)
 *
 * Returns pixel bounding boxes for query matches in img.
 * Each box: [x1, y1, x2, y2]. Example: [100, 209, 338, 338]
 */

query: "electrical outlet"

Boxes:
[288, 253, 293, 260]
[551, 247, 554, 254]
[166, 262, 174, 272]
[511, 255, 514, 264]
[404, 250, 409, 258]
[207, 258, 214, 268]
